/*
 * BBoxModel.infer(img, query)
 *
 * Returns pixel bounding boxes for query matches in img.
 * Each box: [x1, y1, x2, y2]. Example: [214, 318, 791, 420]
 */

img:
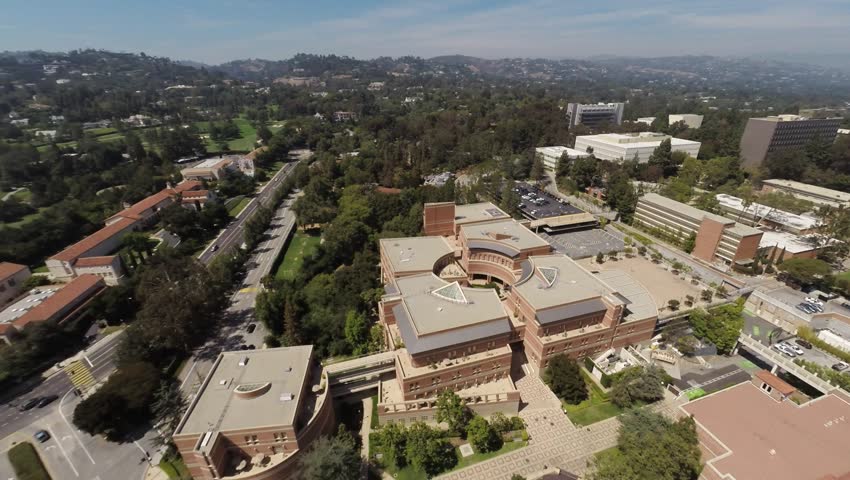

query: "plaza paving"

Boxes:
[437, 358, 686, 479]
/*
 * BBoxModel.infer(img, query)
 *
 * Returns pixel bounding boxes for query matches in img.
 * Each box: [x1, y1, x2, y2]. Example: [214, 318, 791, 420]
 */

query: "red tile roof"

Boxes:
[74, 256, 118, 267]
[49, 217, 137, 262]
[107, 180, 203, 223]
[14, 275, 104, 327]
[182, 189, 211, 199]
[0, 262, 28, 282]
[754, 370, 796, 395]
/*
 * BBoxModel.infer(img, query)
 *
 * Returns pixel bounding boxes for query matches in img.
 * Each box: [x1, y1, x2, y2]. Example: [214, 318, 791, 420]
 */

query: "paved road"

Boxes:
[182, 192, 299, 396]
[197, 158, 301, 265]
[0, 332, 123, 441]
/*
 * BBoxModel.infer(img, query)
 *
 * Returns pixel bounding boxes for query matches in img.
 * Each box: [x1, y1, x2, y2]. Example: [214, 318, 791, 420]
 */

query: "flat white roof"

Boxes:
[380, 236, 454, 274]
[759, 231, 832, 254]
[763, 179, 850, 203]
[577, 132, 700, 149]
[716, 194, 818, 230]
[535, 146, 589, 159]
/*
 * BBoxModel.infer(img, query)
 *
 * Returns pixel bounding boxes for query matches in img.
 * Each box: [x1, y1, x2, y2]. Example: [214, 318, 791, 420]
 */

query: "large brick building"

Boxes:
[173, 346, 334, 480]
[635, 193, 763, 267]
[376, 202, 657, 424]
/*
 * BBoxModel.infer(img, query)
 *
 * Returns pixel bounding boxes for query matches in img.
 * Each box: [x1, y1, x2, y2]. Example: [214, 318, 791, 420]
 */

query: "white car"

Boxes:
[772, 343, 796, 358]
[783, 342, 804, 356]
[805, 297, 824, 306]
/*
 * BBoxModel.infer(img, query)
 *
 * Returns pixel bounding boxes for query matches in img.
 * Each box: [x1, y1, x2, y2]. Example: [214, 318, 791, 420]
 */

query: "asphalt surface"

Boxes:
[542, 229, 624, 259]
[197, 159, 300, 265]
[0, 332, 123, 440]
[181, 192, 300, 397]
[515, 182, 584, 219]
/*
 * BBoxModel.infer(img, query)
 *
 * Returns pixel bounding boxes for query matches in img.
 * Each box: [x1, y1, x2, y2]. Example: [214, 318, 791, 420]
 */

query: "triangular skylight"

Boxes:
[431, 281, 468, 304]
[538, 267, 559, 288]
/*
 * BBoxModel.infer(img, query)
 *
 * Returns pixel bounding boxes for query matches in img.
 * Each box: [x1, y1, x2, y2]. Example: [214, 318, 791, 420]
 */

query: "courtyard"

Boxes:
[544, 229, 624, 260]
[577, 254, 705, 312]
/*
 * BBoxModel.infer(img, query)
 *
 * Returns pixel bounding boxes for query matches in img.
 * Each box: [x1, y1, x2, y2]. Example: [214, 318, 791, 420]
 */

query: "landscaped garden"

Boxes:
[369, 392, 527, 479]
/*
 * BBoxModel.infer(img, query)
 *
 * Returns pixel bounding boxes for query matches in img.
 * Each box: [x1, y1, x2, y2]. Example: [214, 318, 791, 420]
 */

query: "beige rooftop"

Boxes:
[461, 219, 550, 253]
[453, 202, 510, 226]
[394, 273, 507, 336]
[176, 346, 313, 435]
[380, 236, 454, 274]
[594, 269, 657, 322]
[515, 255, 617, 309]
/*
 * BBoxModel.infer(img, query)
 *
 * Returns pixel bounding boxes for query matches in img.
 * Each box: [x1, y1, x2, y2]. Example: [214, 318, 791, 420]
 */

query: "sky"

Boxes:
[1, 0, 849, 64]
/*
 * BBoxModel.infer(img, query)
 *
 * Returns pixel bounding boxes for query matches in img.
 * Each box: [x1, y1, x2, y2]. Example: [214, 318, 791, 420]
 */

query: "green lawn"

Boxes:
[159, 455, 191, 480]
[1, 207, 48, 228]
[228, 197, 252, 217]
[563, 371, 624, 426]
[370, 395, 380, 431]
[837, 271, 850, 282]
[8, 442, 51, 480]
[11, 188, 32, 203]
[686, 388, 707, 400]
[32, 265, 49, 273]
[275, 232, 321, 281]
[376, 435, 528, 480]
[197, 117, 261, 153]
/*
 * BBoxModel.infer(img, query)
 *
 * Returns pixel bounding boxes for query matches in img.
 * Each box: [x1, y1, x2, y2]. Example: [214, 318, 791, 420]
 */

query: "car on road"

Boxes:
[33, 430, 50, 443]
[833, 362, 848, 372]
[211, 244, 219, 252]
[246, 323, 256, 334]
[19, 398, 40, 411]
[795, 339, 813, 349]
[782, 342, 804, 356]
[36, 395, 58, 408]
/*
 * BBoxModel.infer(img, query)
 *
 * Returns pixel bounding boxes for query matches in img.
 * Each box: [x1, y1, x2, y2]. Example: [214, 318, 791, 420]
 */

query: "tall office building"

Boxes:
[739, 114, 841, 169]
[566, 102, 625, 129]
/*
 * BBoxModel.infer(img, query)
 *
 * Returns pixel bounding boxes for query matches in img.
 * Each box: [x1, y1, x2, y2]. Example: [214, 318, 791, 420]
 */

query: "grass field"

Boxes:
[8, 442, 51, 480]
[196, 117, 258, 153]
[563, 371, 623, 426]
[275, 232, 321, 281]
[686, 388, 707, 400]
[1, 207, 48, 228]
[227, 197, 252, 217]
[837, 271, 850, 282]
[376, 436, 528, 480]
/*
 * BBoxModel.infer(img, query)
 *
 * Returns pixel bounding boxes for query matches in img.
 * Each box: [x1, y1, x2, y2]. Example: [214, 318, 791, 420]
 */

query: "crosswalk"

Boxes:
[63, 360, 96, 392]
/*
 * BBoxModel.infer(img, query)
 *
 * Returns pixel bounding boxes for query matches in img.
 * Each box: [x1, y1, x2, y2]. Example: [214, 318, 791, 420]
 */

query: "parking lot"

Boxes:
[544, 229, 624, 259]
[515, 182, 584, 219]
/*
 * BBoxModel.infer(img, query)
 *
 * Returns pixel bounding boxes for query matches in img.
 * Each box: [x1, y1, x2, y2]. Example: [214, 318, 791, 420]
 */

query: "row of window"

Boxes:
[243, 433, 288, 445]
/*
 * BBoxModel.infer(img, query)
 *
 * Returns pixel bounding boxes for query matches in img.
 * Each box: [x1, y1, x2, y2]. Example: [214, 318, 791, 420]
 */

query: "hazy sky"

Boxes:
[2, 0, 849, 63]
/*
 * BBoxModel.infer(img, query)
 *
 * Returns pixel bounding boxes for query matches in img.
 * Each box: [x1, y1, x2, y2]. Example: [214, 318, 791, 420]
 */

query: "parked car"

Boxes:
[795, 304, 810, 313]
[841, 302, 850, 311]
[804, 296, 823, 306]
[772, 344, 795, 358]
[33, 430, 50, 443]
[19, 398, 40, 411]
[247, 344, 256, 350]
[832, 362, 848, 372]
[795, 339, 813, 349]
[36, 395, 58, 408]
[783, 342, 804, 356]
[246, 323, 256, 334]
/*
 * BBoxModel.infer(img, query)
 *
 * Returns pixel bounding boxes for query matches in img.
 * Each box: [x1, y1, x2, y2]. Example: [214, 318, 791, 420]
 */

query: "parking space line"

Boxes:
[47, 426, 79, 477]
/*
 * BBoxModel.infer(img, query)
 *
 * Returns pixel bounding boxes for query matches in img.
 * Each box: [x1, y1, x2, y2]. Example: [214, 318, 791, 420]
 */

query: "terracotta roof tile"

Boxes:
[74, 256, 118, 267]
[13, 275, 104, 326]
[49, 217, 137, 263]
[754, 370, 796, 395]
[0, 262, 28, 281]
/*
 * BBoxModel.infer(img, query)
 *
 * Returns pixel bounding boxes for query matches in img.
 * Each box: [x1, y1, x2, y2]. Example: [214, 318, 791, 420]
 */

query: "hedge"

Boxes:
[8, 442, 51, 480]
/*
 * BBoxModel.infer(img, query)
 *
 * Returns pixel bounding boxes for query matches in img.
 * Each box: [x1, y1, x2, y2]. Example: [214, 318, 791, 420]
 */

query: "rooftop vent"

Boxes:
[280, 393, 293, 402]
[239, 356, 249, 367]
[284, 366, 292, 372]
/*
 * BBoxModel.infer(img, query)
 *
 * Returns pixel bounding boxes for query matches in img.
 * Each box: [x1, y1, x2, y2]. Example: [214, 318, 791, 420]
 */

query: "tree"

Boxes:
[688, 301, 745, 354]
[668, 299, 680, 311]
[596, 252, 605, 264]
[589, 410, 701, 480]
[764, 149, 808, 180]
[405, 422, 457, 476]
[778, 257, 831, 286]
[499, 182, 522, 218]
[682, 232, 696, 253]
[648, 139, 676, 177]
[467, 416, 502, 453]
[542, 354, 588, 405]
[570, 156, 599, 191]
[299, 429, 362, 480]
[151, 380, 187, 446]
[610, 365, 666, 408]
[256, 124, 273, 144]
[344, 310, 370, 354]
[606, 170, 638, 222]
[530, 155, 546, 183]
[435, 391, 473, 436]
[374, 422, 407, 468]
[700, 289, 713, 302]
[675, 335, 698, 356]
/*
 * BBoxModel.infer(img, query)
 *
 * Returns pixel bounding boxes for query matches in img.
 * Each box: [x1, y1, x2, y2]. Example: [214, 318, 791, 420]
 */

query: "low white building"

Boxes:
[637, 117, 656, 126]
[535, 146, 590, 171]
[574, 132, 700, 163]
[715, 194, 818, 234]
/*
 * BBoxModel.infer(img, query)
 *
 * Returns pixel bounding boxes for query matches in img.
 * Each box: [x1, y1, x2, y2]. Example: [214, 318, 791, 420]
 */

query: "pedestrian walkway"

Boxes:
[437, 361, 686, 480]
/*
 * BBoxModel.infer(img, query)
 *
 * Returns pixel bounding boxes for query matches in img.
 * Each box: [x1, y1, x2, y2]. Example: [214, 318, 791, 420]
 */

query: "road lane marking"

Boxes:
[58, 389, 96, 465]
[47, 426, 79, 476]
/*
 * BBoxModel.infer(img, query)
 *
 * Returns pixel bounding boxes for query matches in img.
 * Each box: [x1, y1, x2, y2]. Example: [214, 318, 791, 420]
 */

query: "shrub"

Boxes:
[543, 354, 588, 405]
[467, 416, 502, 453]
